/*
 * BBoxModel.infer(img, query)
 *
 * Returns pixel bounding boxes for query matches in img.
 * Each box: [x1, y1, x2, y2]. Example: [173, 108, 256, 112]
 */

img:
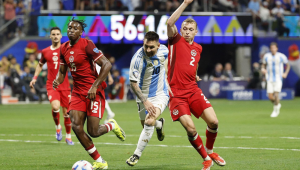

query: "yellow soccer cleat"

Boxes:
[108, 119, 126, 141]
[92, 161, 108, 170]
[126, 154, 140, 166]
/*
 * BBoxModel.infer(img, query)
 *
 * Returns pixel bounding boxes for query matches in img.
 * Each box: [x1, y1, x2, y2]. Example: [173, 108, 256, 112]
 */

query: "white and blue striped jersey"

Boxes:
[262, 52, 288, 82]
[129, 45, 169, 102]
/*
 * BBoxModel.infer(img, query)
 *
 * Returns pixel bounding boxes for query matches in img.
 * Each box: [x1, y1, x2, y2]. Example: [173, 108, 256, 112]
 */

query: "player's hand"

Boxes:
[53, 79, 60, 90]
[29, 79, 36, 88]
[282, 73, 288, 78]
[184, 0, 194, 4]
[87, 86, 97, 101]
[143, 100, 156, 116]
[108, 76, 114, 85]
[196, 75, 202, 81]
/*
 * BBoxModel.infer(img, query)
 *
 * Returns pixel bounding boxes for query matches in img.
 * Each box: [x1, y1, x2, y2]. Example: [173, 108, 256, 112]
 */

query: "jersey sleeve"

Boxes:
[160, 45, 169, 59]
[60, 47, 67, 65]
[85, 40, 104, 62]
[281, 54, 288, 64]
[168, 32, 182, 45]
[39, 51, 46, 65]
[129, 50, 143, 82]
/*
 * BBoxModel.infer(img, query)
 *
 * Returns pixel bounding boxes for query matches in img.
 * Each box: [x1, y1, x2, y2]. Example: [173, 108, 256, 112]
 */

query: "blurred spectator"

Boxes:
[276, 13, 290, 36]
[15, 0, 26, 37]
[48, 0, 60, 10]
[25, 54, 38, 74]
[105, 0, 115, 10]
[214, 0, 236, 12]
[92, 0, 104, 10]
[222, 63, 236, 80]
[80, 0, 92, 10]
[210, 63, 224, 81]
[21, 66, 38, 101]
[247, 62, 262, 89]
[272, 1, 285, 16]
[23, 42, 38, 66]
[166, 0, 181, 12]
[8, 57, 22, 77]
[248, 0, 260, 17]
[108, 70, 122, 99]
[0, 56, 11, 74]
[109, 56, 118, 72]
[239, 0, 249, 12]
[0, 63, 7, 89]
[259, 1, 272, 32]
[27, 0, 43, 36]
[282, 0, 292, 11]
[60, 0, 75, 10]
[4, 0, 17, 39]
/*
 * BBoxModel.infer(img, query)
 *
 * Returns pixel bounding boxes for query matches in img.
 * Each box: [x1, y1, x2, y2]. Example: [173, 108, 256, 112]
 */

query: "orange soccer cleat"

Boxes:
[208, 152, 226, 166]
[201, 159, 213, 170]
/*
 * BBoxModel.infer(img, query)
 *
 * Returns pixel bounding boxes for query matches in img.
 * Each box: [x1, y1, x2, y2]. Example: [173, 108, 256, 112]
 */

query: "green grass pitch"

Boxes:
[0, 99, 300, 170]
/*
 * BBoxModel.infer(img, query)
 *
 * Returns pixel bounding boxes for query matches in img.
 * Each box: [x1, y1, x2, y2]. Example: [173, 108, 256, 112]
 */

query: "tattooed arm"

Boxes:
[130, 80, 156, 116]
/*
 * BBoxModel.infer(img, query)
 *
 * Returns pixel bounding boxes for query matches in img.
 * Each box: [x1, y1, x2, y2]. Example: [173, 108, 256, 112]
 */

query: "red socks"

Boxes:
[205, 126, 218, 150]
[64, 116, 72, 134]
[104, 123, 113, 133]
[85, 144, 101, 160]
[188, 133, 208, 159]
[52, 110, 60, 125]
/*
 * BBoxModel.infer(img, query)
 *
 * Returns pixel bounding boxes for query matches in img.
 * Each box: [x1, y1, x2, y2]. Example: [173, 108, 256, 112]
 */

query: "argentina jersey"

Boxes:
[129, 45, 169, 102]
[263, 52, 288, 82]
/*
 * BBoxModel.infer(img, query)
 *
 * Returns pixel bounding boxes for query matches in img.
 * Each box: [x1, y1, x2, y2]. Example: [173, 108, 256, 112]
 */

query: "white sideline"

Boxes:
[0, 134, 300, 140]
[0, 139, 299, 152]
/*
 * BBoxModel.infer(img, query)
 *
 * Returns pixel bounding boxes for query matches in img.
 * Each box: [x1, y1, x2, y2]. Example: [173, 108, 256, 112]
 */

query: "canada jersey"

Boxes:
[129, 45, 169, 102]
[60, 38, 106, 95]
[262, 52, 288, 83]
[39, 46, 70, 91]
[168, 33, 202, 90]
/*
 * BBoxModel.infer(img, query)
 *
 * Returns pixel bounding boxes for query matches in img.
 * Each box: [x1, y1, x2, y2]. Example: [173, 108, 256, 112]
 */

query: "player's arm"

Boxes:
[108, 72, 114, 85]
[196, 64, 201, 82]
[53, 64, 68, 90]
[130, 80, 156, 116]
[29, 62, 44, 88]
[261, 63, 267, 75]
[167, 0, 193, 37]
[282, 63, 290, 78]
[164, 58, 174, 97]
[87, 56, 112, 101]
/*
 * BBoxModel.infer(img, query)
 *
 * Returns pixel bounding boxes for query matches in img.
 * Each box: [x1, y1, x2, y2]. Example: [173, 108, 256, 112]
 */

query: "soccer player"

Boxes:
[261, 42, 290, 117]
[126, 31, 168, 166]
[53, 18, 125, 170]
[167, 0, 226, 169]
[29, 27, 74, 145]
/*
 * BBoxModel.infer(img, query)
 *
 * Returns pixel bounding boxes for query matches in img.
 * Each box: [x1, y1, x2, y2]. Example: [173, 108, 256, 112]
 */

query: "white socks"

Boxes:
[55, 124, 61, 130]
[155, 120, 162, 129]
[96, 156, 104, 163]
[134, 124, 154, 157]
[66, 133, 71, 139]
[205, 146, 213, 154]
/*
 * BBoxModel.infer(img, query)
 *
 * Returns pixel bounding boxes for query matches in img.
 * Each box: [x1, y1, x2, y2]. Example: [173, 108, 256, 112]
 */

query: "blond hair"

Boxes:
[182, 18, 198, 29]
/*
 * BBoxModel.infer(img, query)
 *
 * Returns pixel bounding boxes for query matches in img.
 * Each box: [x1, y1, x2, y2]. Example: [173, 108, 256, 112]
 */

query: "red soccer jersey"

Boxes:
[40, 46, 70, 91]
[60, 38, 106, 95]
[167, 33, 202, 90]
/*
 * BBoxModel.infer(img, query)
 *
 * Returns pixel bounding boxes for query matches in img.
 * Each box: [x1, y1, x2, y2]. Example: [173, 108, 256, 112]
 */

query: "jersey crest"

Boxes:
[52, 56, 58, 62]
[69, 56, 74, 62]
[191, 49, 197, 57]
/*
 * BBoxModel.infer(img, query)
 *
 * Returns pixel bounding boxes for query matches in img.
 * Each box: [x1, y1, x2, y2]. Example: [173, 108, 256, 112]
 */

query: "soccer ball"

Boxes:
[72, 160, 93, 170]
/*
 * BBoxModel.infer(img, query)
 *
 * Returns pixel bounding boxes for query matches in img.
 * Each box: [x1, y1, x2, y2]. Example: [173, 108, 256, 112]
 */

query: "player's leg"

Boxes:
[60, 90, 74, 145]
[70, 110, 108, 169]
[86, 94, 125, 141]
[126, 107, 162, 166]
[104, 100, 115, 123]
[267, 82, 275, 103]
[50, 100, 63, 141]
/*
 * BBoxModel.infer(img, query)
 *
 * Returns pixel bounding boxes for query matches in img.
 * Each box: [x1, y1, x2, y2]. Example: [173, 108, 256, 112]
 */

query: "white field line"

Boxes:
[0, 139, 299, 152]
[0, 134, 300, 140]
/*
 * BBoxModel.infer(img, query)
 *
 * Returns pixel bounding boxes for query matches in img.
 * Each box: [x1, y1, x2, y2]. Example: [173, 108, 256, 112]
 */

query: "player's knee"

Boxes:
[208, 119, 219, 129]
[186, 127, 197, 136]
[52, 105, 60, 112]
[71, 122, 82, 133]
[87, 128, 97, 138]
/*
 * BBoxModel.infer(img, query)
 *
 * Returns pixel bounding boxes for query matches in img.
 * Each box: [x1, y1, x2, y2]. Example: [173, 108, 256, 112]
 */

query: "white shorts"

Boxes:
[267, 81, 282, 93]
[137, 95, 169, 120]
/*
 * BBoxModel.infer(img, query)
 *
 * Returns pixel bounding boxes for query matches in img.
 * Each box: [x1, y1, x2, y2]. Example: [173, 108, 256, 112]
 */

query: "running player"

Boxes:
[261, 42, 290, 117]
[53, 18, 125, 170]
[167, 1, 226, 169]
[126, 31, 168, 166]
[29, 27, 74, 145]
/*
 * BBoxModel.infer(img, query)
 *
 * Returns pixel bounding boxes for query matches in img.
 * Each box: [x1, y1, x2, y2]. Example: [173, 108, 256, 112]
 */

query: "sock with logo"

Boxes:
[133, 124, 154, 157]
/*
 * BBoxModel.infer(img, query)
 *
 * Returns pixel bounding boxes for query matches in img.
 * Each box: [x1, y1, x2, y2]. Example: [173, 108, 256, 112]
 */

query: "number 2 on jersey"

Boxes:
[190, 57, 195, 66]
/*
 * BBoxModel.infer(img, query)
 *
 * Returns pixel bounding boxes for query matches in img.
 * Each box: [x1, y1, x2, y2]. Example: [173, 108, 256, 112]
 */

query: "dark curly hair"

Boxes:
[68, 17, 87, 32]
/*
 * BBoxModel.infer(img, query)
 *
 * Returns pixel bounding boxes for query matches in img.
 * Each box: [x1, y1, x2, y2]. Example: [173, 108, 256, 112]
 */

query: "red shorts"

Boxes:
[47, 89, 71, 108]
[169, 88, 212, 121]
[68, 91, 105, 119]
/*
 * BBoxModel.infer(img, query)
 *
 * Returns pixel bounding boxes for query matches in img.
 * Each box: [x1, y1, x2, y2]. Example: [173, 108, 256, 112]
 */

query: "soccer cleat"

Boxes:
[92, 161, 108, 170]
[108, 119, 126, 141]
[156, 118, 165, 141]
[56, 127, 62, 141]
[208, 152, 226, 166]
[126, 154, 140, 166]
[201, 159, 213, 170]
[270, 111, 277, 117]
[65, 138, 74, 145]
